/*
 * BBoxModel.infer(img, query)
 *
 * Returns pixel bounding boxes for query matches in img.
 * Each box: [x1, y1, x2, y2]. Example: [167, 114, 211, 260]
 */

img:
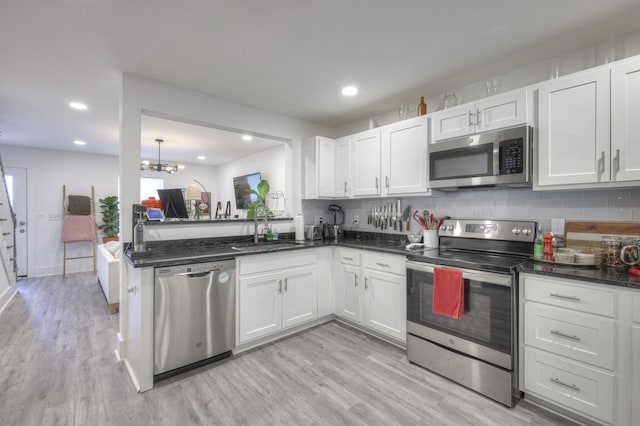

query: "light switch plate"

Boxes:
[314, 216, 323, 225]
[551, 218, 565, 235]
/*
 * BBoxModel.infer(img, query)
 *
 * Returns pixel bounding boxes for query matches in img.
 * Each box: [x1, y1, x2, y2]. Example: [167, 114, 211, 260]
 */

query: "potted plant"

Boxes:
[98, 195, 120, 243]
[246, 179, 272, 219]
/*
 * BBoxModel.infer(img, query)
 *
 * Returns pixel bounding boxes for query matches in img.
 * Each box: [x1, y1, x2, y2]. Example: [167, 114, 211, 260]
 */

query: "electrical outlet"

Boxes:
[314, 216, 323, 225]
[353, 215, 359, 225]
[551, 218, 565, 235]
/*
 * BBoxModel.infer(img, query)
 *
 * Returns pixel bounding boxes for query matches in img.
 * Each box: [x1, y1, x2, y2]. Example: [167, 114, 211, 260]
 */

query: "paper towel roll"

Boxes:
[295, 214, 304, 241]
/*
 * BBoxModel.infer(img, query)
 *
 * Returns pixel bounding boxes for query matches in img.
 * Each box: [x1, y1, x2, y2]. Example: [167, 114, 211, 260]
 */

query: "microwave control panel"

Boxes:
[499, 138, 524, 174]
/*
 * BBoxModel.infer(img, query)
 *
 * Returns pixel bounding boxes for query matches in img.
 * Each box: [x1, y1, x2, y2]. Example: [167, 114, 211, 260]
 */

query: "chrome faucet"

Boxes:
[253, 202, 269, 243]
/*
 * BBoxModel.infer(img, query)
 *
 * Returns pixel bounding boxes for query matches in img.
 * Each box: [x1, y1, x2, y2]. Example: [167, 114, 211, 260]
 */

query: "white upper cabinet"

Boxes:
[611, 57, 640, 182]
[431, 89, 528, 142]
[302, 136, 336, 199]
[381, 116, 428, 195]
[537, 68, 611, 186]
[334, 136, 351, 197]
[351, 128, 382, 197]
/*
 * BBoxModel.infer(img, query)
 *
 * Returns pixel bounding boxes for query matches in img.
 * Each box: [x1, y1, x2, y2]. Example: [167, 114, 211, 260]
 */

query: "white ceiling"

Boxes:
[2, 0, 640, 164]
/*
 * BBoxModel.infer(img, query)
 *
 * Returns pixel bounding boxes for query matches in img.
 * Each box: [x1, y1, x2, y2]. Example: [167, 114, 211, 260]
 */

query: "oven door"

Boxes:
[406, 261, 513, 369]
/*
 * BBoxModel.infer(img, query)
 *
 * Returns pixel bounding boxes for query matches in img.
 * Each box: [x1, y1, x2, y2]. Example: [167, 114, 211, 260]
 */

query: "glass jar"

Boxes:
[443, 91, 457, 109]
[601, 236, 625, 268]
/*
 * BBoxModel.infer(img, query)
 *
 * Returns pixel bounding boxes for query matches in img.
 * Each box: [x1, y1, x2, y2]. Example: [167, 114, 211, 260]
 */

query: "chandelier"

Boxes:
[140, 139, 184, 174]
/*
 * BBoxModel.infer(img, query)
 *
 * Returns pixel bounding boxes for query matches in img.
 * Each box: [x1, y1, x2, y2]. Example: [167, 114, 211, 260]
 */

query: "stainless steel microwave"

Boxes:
[429, 125, 532, 190]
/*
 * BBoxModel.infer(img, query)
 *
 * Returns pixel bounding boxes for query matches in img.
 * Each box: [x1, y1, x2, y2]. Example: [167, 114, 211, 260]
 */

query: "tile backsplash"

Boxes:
[302, 188, 640, 234]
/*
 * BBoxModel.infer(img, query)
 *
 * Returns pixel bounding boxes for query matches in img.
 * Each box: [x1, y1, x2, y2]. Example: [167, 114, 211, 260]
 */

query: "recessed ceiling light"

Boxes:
[341, 86, 358, 96]
[69, 102, 88, 110]
[242, 135, 253, 141]
[73, 140, 86, 146]
[197, 155, 206, 160]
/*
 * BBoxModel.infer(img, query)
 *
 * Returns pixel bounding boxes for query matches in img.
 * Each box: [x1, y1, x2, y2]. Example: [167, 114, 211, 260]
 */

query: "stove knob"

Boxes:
[512, 227, 521, 235]
[446, 225, 454, 231]
[522, 228, 532, 236]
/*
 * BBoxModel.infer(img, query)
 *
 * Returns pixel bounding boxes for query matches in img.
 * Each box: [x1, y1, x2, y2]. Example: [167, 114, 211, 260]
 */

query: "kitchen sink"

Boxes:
[230, 241, 300, 252]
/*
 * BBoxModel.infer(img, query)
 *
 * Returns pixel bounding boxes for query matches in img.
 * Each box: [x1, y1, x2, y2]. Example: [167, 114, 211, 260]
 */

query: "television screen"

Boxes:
[157, 188, 189, 219]
[233, 172, 262, 209]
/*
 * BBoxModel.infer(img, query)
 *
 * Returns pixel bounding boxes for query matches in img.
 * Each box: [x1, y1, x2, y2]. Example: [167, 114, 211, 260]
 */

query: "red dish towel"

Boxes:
[432, 267, 464, 319]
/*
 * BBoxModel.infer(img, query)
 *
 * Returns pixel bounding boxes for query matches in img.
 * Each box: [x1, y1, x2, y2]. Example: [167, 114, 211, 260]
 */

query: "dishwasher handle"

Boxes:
[173, 270, 216, 278]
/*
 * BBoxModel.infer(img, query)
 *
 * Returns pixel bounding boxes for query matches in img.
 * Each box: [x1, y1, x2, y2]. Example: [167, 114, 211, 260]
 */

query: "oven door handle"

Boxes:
[406, 261, 512, 287]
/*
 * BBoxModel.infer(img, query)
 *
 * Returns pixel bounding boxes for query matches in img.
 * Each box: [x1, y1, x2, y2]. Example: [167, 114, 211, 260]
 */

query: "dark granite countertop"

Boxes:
[519, 261, 640, 290]
[124, 231, 417, 268]
[124, 232, 640, 290]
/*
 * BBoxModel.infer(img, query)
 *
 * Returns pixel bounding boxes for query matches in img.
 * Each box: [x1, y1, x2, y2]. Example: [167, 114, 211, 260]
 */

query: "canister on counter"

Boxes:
[601, 235, 625, 268]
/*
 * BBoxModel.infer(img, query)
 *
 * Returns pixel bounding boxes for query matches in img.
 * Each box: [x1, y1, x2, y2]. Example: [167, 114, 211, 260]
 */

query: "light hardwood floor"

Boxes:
[0, 273, 574, 425]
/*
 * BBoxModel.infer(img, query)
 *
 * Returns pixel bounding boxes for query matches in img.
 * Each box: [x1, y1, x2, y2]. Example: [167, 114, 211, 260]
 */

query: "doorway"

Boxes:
[4, 167, 27, 277]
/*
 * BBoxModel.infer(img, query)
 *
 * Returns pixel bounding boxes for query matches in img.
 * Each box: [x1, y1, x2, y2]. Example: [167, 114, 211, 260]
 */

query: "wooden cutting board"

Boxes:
[564, 222, 640, 262]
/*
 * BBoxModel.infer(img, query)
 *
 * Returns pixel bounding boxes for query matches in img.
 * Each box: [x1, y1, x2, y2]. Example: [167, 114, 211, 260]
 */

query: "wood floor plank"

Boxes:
[0, 272, 575, 425]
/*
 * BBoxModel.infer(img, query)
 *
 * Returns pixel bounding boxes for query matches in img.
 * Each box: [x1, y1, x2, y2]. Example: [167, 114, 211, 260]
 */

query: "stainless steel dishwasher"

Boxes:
[154, 259, 235, 379]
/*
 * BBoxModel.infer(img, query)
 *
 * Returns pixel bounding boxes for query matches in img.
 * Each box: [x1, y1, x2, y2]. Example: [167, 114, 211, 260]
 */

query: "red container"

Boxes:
[141, 196, 162, 210]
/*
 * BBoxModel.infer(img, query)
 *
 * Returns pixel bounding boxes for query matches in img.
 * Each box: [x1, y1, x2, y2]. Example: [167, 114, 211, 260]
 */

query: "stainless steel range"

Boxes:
[406, 219, 536, 407]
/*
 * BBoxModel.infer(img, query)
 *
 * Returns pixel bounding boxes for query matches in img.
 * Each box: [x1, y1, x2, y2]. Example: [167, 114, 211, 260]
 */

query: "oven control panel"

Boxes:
[438, 219, 536, 242]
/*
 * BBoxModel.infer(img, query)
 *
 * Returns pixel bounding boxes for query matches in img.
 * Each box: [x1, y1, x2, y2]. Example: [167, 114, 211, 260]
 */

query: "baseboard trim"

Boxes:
[0, 286, 17, 316]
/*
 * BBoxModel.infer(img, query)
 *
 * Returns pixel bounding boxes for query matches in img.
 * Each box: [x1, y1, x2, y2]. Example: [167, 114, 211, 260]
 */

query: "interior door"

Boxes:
[4, 167, 27, 277]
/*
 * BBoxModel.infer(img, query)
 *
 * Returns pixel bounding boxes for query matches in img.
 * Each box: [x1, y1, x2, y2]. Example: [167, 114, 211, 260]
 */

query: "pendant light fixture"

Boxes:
[140, 139, 184, 174]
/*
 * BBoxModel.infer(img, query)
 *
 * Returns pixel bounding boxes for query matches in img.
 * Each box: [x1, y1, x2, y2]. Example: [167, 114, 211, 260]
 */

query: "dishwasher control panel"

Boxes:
[155, 259, 235, 277]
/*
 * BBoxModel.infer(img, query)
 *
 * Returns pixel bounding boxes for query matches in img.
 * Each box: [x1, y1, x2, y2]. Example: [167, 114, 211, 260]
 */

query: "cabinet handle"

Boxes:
[549, 293, 581, 302]
[550, 330, 581, 341]
[342, 256, 353, 261]
[375, 177, 379, 190]
[376, 262, 390, 268]
[613, 149, 620, 181]
[284, 278, 288, 292]
[344, 181, 348, 196]
[550, 377, 580, 392]
[354, 275, 358, 287]
[476, 108, 481, 126]
[127, 286, 136, 294]
[483, 109, 488, 126]
[468, 110, 474, 127]
[385, 176, 389, 189]
[364, 277, 369, 290]
[597, 151, 605, 180]
[278, 279, 282, 294]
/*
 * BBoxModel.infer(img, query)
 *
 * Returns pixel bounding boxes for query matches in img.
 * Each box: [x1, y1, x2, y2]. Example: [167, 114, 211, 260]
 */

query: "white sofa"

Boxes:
[97, 241, 120, 314]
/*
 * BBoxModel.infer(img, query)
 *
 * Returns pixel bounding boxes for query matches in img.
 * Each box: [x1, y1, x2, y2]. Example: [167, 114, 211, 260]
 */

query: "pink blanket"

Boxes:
[62, 215, 97, 242]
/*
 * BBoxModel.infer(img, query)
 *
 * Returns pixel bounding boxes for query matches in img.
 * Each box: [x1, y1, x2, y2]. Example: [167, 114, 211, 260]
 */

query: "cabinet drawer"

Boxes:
[363, 252, 405, 275]
[633, 295, 640, 324]
[523, 275, 614, 317]
[524, 347, 614, 424]
[239, 251, 316, 276]
[525, 302, 615, 370]
[337, 249, 360, 266]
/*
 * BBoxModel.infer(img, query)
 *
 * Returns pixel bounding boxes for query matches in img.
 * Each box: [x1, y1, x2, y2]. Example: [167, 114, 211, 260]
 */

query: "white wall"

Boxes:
[216, 144, 288, 218]
[0, 145, 119, 277]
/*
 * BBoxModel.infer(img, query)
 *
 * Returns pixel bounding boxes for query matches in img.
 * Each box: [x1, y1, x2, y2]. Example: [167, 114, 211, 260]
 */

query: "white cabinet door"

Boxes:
[239, 271, 282, 343]
[351, 129, 381, 196]
[282, 266, 317, 329]
[476, 89, 527, 132]
[430, 104, 473, 142]
[611, 59, 640, 182]
[381, 116, 428, 195]
[317, 137, 336, 198]
[363, 270, 406, 342]
[538, 68, 611, 186]
[334, 136, 351, 197]
[337, 264, 362, 323]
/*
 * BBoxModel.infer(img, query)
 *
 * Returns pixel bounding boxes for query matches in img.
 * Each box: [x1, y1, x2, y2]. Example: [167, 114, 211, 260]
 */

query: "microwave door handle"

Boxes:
[493, 144, 501, 176]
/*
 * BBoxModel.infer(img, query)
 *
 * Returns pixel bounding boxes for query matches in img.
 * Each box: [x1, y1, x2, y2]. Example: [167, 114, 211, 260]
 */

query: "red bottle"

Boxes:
[543, 234, 554, 256]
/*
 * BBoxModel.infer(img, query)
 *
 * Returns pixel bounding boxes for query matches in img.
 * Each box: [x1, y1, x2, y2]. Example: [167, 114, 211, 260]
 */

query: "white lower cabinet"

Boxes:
[520, 273, 638, 425]
[335, 249, 406, 343]
[238, 252, 317, 344]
